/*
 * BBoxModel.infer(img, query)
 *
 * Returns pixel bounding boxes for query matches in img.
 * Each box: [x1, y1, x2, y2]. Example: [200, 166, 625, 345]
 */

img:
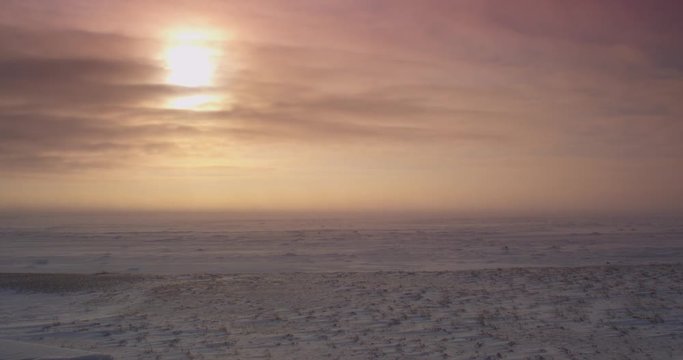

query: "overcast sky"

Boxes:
[0, 0, 682, 214]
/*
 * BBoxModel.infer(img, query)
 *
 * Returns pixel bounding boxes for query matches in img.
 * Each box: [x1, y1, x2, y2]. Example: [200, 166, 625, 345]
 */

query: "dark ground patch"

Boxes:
[0, 272, 145, 293]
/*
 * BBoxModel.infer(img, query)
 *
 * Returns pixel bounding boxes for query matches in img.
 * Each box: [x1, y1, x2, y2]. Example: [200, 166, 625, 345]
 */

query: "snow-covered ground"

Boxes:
[1, 265, 683, 359]
[1, 215, 682, 273]
[1, 215, 682, 358]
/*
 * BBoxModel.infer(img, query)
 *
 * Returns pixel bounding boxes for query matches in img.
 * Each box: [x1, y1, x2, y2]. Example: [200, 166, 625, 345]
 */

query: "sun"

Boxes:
[166, 94, 222, 111]
[161, 29, 232, 110]
[164, 30, 221, 88]
[165, 45, 215, 87]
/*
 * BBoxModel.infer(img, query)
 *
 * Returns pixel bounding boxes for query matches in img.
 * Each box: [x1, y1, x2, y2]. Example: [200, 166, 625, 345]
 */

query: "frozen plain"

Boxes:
[1, 214, 682, 359]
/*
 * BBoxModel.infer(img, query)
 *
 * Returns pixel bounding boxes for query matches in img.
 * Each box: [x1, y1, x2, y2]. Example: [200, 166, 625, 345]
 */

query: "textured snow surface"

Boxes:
[1, 215, 682, 358]
[1, 215, 682, 273]
[0, 339, 113, 360]
[1, 265, 683, 359]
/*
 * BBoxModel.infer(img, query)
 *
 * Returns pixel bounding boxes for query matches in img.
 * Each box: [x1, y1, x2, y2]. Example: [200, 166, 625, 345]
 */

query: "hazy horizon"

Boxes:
[1, 0, 682, 214]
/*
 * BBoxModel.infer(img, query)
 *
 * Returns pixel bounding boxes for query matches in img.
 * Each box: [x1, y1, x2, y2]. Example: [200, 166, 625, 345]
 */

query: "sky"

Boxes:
[0, 0, 682, 214]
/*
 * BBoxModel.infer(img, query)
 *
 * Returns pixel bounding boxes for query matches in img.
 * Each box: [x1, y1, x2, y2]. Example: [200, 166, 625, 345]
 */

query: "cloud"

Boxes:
[0, 23, 511, 175]
[0, 23, 151, 59]
[0, 57, 156, 84]
[0, 55, 190, 109]
[0, 1, 681, 213]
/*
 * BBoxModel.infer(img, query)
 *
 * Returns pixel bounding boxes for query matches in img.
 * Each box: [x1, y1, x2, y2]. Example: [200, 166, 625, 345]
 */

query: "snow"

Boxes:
[1, 215, 682, 358]
[0, 265, 682, 358]
[0, 339, 113, 360]
[0, 215, 682, 274]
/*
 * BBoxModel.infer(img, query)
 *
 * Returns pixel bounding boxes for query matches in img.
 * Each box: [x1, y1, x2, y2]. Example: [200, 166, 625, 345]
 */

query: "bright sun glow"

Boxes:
[166, 45, 215, 87]
[164, 30, 221, 88]
[162, 29, 231, 110]
[167, 94, 220, 110]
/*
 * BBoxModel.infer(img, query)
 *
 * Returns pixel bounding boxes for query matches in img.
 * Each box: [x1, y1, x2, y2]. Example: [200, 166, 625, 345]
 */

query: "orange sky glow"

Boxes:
[0, 0, 682, 215]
